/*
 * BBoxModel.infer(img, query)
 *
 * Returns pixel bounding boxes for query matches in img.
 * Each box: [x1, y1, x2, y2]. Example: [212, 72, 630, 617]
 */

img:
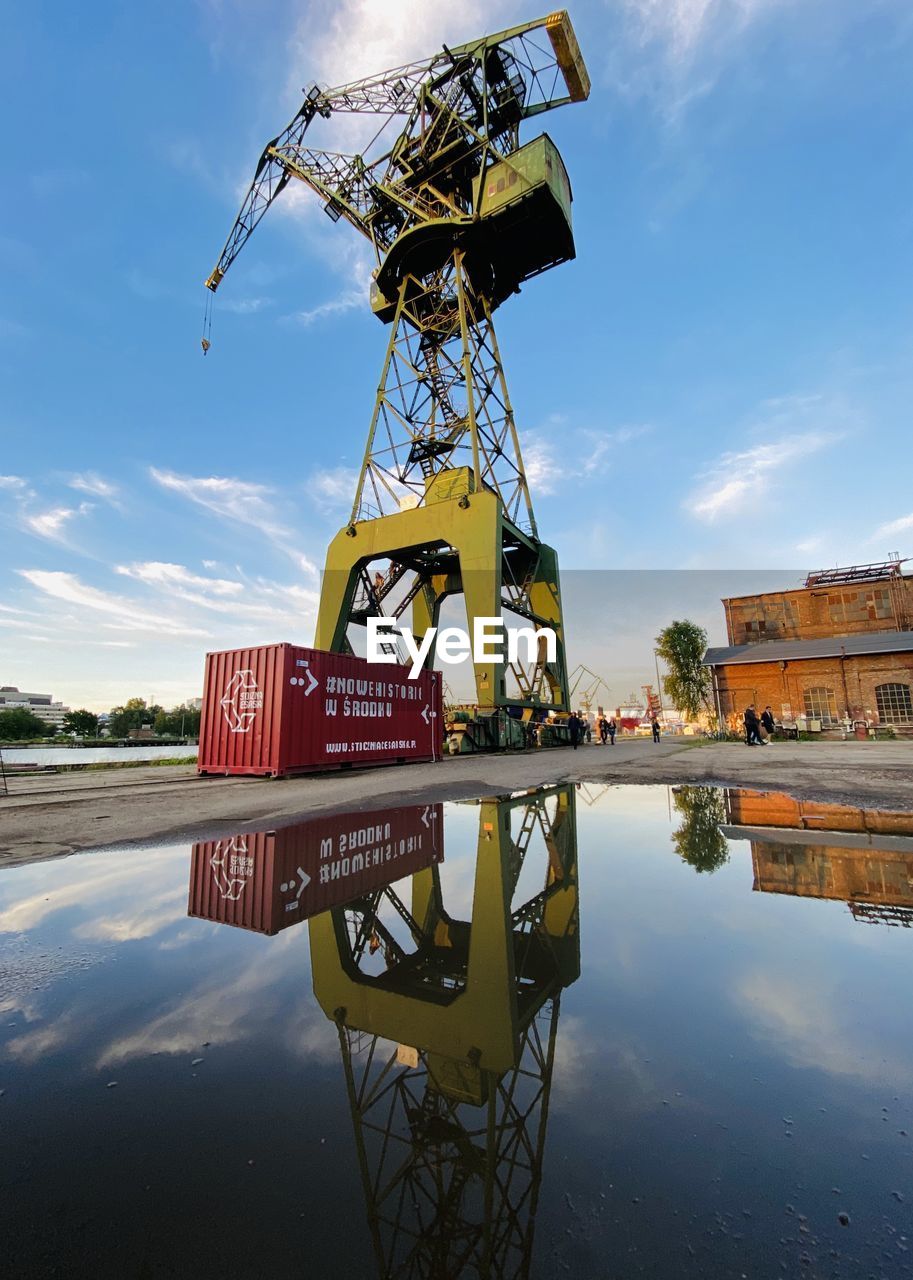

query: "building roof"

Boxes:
[703, 630, 913, 667]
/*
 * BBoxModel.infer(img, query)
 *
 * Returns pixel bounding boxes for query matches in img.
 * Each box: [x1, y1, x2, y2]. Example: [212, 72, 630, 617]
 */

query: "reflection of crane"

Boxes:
[205, 15, 589, 733]
[308, 786, 579, 1279]
[568, 664, 611, 717]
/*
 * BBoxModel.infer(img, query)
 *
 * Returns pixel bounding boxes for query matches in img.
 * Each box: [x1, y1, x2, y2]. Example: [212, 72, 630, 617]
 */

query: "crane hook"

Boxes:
[201, 289, 214, 354]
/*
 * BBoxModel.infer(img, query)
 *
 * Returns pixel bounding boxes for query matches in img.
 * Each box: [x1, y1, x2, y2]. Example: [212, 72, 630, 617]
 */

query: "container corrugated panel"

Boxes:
[188, 801, 444, 935]
[198, 643, 442, 777]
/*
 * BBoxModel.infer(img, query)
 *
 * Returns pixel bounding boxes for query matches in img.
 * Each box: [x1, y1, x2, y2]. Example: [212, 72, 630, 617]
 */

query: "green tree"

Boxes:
[0, 707, 49, 740]
[671, 786, 730, 874]
[106, 698, 161, 738]
[655, 619, 713, 722]
[62, 709, 99, 737]
[154, 705, 201, 737]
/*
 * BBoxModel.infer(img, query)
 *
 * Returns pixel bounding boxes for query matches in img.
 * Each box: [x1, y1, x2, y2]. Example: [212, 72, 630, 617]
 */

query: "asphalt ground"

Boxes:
[2, 737, 912, 867]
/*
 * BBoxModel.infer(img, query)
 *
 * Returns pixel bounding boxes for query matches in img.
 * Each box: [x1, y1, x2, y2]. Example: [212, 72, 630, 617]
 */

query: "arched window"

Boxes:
[875, 683, 913, 724]
[803, 686, 838, 724]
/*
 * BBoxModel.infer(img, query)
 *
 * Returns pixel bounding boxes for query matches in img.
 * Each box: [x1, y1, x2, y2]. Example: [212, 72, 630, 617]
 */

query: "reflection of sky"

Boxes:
[2, 787, 912, 1278]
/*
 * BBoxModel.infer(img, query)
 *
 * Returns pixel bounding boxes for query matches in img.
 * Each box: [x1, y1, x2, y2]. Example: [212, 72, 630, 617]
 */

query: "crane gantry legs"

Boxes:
[314, 249, 569, 719]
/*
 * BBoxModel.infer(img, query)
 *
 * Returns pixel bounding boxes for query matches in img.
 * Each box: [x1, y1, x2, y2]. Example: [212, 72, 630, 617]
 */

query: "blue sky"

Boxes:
[2, 0, 912, 710]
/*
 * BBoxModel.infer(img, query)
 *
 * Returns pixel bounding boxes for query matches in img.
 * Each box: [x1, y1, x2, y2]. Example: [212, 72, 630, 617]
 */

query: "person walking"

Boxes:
[598, 715, 609, 745]
[608, 716, 617, 746]
[744, 704, 763, 746]
[760, 706, 775, 739]
[651, 715, 661, 743]
[568, 711, 580, 750]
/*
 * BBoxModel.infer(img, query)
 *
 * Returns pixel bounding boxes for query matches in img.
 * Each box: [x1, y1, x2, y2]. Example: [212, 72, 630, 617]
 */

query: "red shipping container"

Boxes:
[188, 802, 443, 935]
[198, 643, 442, 777]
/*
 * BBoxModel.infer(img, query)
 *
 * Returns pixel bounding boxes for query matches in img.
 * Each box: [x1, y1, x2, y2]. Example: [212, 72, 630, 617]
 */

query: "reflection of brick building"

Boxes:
[703, 560, 913, 733]
[721, 789, 913, 927]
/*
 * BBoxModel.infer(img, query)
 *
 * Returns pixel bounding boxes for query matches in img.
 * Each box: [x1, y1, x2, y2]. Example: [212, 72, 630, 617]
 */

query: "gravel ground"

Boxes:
[2, 737, 911, 866]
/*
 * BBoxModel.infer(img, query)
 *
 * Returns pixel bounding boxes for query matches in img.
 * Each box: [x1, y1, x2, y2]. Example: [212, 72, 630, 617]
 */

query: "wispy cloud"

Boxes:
[608, 0, 792, 119]
[683, 393, 849, 523]
[220, 296, 273, 315]
[685, 433, 834, 522]
[0, 474, 27, 490]
[17, 570, 210, 637]
[521, 418, 651, 493]
[307, 466, 359, 511]
[869, 511, 913, 545]
[69, 471, 119, 502]
[149, 467, 318, 576]
[23, 502, 93, 542]
[115, 560, 246, 597]
[284, 287, 364, 327]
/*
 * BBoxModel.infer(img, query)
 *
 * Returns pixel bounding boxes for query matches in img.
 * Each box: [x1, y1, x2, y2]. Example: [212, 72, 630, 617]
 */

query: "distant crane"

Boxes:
[204, 12, 590, 741]
[567, 663, 611, 718]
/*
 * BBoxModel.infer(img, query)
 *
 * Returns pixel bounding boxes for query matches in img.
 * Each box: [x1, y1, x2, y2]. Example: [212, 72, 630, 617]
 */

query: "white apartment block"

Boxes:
[0, 686, 71, 729]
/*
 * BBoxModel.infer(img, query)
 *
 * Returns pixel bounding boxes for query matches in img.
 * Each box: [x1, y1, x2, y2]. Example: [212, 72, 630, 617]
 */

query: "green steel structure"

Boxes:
[308, 785, 580, 1278]
[206, 13, 589, 728]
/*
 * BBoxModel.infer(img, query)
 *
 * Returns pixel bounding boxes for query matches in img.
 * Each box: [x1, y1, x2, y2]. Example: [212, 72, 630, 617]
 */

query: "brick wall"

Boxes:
[713, 651, 913, 729]
[722, 576, 913, 644]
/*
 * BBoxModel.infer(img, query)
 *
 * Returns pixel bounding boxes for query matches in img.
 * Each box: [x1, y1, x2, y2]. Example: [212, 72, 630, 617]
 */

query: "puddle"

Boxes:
[1, 785, 912, 1277]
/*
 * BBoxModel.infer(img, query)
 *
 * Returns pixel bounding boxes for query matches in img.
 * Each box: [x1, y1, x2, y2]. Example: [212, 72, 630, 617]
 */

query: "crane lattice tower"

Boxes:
[206, 12, 590, 716]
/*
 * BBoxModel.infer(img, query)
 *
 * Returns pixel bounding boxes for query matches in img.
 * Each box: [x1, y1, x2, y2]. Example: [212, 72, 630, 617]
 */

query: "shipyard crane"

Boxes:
[309, 786, 580, 1278]
[205, 13, 590, 741]
[567, 663, 611, 717]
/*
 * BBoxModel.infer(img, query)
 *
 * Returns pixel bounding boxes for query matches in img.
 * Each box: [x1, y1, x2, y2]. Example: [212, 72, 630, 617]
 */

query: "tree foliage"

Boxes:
[62, 709, 99, 737]
[154, 705, 201, 737]
[671, 786, 730, 874]
[0, 707, 49, 740]
[655, 619, 713, 721]
[106, 698, 161, 738]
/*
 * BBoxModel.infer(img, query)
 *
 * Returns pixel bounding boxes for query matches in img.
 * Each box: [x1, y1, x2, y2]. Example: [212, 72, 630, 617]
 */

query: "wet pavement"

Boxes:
[1, 783, 911, 1278]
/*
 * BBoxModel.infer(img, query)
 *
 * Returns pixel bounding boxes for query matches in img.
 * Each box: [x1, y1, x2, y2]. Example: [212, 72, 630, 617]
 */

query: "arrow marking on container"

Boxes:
[303, 669, 318, 695]
[295, 866, 311, 899]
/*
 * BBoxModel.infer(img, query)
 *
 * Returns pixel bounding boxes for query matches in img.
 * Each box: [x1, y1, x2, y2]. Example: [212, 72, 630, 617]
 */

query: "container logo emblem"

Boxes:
[210, 835, 253, 900]
[220, 669, 263, 733]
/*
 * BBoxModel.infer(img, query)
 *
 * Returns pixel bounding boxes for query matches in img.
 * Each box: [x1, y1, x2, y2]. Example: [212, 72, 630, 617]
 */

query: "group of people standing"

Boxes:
[743, 704, 775, 746]
[566, 712, 662, 748]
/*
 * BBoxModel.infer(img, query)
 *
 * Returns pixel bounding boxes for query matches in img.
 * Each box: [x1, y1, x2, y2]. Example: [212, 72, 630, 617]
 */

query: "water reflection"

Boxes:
[720, 788, 913, 926]
[309, 785, 578, 1280]
[4, 782, 913, 1277]
[192, 786, 580, 1278]
[188, 803, 443, 934]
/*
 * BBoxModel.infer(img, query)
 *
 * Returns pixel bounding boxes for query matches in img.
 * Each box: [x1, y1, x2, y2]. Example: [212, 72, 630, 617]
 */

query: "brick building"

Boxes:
[703, 560, 913, 735]
[720, 788, 913, 926]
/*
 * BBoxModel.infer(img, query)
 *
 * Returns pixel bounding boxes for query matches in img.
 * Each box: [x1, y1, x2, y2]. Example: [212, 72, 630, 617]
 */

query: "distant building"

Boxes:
[702, 559, 913, 735]
[719, 789, 913, 927]
[0, 686, 71, 730]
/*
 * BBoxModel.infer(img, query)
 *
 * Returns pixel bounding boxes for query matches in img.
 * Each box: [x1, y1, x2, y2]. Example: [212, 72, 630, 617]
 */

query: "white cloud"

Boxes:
[116, 561, 244, 596]
[301, 0, 513, 94]
[619, 0, 786, 64]
[17, 570, 210, 637]
[685, 432, 835, 522]
[149, 467, 318, 576]
[869, 511, 913, 544]
[23, 502, 93, 542]
[307, 465, 359, 511]
[521, 434, 560, 497]
[219, 296, 273, 315]
[69, 471, 118, 501]
[285, 287, 364, 327]
[0, 474, 27, 490]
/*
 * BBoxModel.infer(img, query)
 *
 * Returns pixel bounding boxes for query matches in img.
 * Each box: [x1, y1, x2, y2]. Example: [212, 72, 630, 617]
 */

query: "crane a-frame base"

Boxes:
[314, 487, 569, 719]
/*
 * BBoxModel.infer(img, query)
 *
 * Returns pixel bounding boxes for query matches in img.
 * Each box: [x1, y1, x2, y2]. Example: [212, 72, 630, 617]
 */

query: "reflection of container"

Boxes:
[188, 802, 443, 935]
[198, 644, 442, 777]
